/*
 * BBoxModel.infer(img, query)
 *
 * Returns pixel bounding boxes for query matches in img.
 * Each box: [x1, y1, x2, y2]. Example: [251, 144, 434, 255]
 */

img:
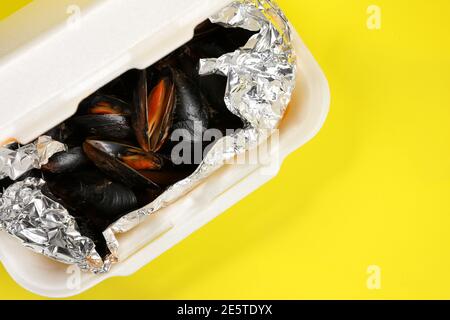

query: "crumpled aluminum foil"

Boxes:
[104, 0, 297, 258]
[0, 136, 66, 181]
[0, 0, 296, 273]
[0, 178, 107, 272]
[0, 137, 112, 272]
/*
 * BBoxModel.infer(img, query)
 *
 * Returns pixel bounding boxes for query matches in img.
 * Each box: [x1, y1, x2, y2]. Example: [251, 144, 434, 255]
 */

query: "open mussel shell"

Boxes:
[79, 94, 132, 116]
[133, 69, 176, 153]
[133, 65, 214, 154]
[83, 140, 162, 189]
[42, 146, 90, 174]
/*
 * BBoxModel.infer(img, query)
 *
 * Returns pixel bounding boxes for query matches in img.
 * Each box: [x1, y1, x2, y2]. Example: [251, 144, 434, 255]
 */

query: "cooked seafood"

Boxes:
[42, 146, 89, 173]
[133, 69, 175, 152]
[2, 21, 252, 258]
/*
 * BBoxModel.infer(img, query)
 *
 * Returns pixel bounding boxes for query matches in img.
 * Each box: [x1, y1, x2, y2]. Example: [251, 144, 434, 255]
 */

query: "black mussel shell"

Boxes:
[170, 67, 209, 142]
[139, 166, 195, 187]
[42, 147, 90, 174]
[44, 122, 75, 144]
[198, 74, 244, 132]
[133, 69, 176, 152]
[42, 172, 138, 257]
[69, 114, 134, 141]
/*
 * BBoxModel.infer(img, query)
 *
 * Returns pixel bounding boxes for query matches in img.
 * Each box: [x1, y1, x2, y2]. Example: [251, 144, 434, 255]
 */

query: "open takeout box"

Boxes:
[0, 0, 330, 297]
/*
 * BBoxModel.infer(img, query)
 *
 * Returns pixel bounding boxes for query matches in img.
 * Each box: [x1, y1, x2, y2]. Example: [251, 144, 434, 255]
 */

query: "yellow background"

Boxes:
[1, 0, 450, 299]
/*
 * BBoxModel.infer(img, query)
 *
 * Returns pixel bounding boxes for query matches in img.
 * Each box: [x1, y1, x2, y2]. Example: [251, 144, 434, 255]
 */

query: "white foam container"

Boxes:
[0, 0, 329, 297]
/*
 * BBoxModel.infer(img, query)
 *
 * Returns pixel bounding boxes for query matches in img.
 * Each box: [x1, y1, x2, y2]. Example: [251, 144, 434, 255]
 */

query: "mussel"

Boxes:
[68, 95, 134, 142]
[133, 70, 175, 152]
[45, 171, 139, 221]
[42, 147, 89, 174]
[165, 24, 250, 134]
[43, 170, 141, 256]
[170, 67, 210, 139]
[79, 94, 131, 116]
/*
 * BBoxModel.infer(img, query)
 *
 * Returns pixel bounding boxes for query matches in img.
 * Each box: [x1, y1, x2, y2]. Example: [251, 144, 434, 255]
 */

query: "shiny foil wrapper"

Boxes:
[0, 0, 296, 273]
[0, 178, 107, 272]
